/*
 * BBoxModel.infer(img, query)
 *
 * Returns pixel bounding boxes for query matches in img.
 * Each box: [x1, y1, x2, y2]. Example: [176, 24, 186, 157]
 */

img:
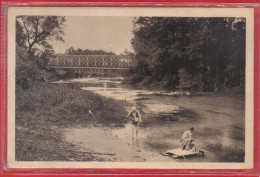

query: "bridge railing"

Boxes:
[48, 55, 133, 69]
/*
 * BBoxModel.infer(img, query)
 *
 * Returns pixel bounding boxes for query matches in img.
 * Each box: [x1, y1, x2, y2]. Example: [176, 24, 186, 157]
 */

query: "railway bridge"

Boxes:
[47, 55, 133, 77]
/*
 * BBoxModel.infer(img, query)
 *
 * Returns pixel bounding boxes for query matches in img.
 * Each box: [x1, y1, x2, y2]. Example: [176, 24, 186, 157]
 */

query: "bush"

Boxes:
[161, 74, 179, 90]
[121, 73, 144, 84]
[140, 76, 153, 86]
[149, 80, 166, 91]
[222, 85, 245, 96]
[16, 46, 52, 89]
[178, 68, 200, 90]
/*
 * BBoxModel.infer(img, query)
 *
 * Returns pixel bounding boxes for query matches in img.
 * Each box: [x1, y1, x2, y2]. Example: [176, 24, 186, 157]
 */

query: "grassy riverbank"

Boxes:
[15, 83, 128, 161]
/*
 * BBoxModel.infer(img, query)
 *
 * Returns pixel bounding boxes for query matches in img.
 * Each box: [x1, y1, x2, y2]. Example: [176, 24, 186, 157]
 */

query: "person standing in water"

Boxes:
[127, 106, 143, 145]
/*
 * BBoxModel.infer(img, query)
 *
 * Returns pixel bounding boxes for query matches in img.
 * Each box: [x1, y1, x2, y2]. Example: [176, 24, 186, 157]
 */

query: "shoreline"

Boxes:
[15, 78, 245, 162]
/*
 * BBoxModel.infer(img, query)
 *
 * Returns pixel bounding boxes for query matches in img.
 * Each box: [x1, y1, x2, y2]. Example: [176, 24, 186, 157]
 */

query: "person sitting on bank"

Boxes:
[180, 127, 195, 150]
[127, 107, 143, 142]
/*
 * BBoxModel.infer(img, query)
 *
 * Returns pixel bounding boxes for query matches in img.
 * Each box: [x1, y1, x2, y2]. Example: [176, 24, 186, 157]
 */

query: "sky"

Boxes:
[50, 16, 135, 55]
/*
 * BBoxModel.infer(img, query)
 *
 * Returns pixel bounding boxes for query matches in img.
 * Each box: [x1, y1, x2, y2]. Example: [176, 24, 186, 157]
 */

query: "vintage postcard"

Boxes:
[7, 7, 254, 169]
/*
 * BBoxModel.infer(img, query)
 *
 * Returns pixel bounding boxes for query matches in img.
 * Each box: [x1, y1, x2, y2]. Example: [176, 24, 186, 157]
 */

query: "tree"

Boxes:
[16, 16, 66, 56]
[64, 47, 116, 55]
[16, 45, 52, 89]
[65, 47, 76, 55]
[16, 16, 66, 86]
[131, 17, 246, 91]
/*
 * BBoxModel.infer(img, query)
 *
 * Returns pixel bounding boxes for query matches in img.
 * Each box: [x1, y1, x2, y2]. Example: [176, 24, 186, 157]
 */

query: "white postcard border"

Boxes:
[7, 7, 254, 169]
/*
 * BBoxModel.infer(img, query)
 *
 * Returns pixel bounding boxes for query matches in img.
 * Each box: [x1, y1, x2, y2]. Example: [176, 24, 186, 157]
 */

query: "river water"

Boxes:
[56, 77, 245, 162]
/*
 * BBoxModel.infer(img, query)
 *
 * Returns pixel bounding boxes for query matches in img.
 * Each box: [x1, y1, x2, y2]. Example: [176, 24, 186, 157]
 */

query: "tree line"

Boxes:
[64, 47, 115, 55]
[129, 17, 245, 93]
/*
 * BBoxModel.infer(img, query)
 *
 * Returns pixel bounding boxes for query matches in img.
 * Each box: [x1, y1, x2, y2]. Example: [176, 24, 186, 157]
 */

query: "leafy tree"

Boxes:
[64, 47, 116, 55]
[131, 17, 245, 92]
[16, 20, 25, 46]
[16, 45, 51, 89]
[16, 16, 66, 87]
[65, 47, 76, 55]
[16, 16, 66, 57]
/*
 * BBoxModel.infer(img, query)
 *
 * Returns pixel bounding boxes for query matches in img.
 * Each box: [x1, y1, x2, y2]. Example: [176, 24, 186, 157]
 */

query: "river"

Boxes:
[55, 77, 245, 162]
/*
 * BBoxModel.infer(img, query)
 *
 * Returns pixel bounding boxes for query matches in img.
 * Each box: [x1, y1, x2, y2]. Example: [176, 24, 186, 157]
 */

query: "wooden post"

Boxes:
[79, 56, 81, 66]
[63, 56, 66, 66]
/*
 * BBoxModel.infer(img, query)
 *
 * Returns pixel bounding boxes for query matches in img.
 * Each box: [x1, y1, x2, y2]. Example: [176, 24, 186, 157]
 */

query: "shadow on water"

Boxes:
[143, 108, 199, 126]
[156, 108, 198, 122]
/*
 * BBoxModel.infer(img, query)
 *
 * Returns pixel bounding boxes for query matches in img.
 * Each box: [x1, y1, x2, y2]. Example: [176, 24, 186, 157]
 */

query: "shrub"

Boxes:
[161, 74, 179, 90]
[150, 80, 166, 91]
[16, 46, 52, 89]
[178, 68, 199, 90]
[121, 73, 144, 84]
[140, 76, 153, 86]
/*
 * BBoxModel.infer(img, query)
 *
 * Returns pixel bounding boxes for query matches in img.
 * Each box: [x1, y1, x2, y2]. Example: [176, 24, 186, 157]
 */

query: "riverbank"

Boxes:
[15, 83, 128, 161]
[122, 76, 245, 97]
[16, 77, 245, 162]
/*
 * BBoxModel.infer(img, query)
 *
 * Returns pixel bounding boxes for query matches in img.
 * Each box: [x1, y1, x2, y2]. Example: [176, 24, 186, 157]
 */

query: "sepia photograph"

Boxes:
[7, 7, 254, 169]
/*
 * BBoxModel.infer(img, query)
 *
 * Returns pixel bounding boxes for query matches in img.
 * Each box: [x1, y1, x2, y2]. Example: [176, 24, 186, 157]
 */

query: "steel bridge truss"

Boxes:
[47, 55, 133, 76]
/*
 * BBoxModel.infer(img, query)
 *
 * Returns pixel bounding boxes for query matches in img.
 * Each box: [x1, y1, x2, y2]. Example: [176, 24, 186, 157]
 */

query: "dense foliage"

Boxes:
[16, 16, 66, 87]
[130, 17, 245, 92]
[16, 46, 52, 89]
[16, 16, 66, 57]
[64, 47, 115, 55]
